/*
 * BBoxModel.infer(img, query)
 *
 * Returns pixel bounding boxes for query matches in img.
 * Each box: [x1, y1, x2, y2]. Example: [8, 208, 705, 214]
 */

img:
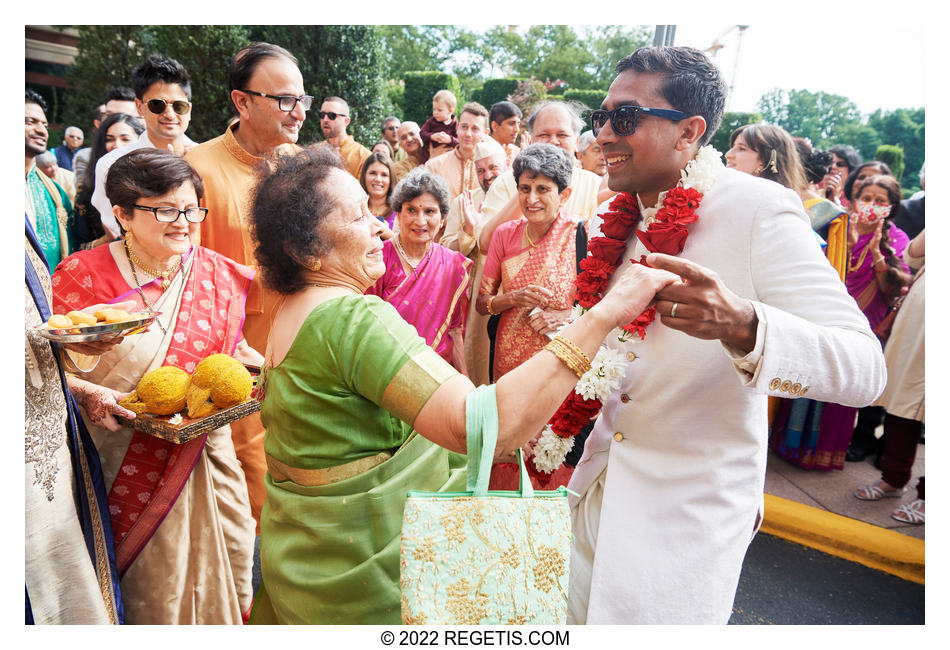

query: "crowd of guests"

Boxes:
[25, 41, 923, 625]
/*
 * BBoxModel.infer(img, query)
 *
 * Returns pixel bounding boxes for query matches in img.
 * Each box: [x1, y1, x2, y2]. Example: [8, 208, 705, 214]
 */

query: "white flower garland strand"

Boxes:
[531, 146, 724, 473]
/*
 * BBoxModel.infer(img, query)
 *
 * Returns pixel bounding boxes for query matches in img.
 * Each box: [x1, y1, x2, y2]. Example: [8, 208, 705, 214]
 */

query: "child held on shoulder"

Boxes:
[419, 89, 458, 162]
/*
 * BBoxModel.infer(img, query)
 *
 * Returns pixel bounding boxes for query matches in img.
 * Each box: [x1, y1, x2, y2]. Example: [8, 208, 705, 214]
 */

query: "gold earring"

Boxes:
[767, 150, 778, 173]
[125, 230, 134, 242]
[309, 259, 322, 272]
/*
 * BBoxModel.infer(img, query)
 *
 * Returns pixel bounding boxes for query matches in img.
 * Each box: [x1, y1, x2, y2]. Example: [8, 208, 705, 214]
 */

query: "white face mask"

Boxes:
[854, 200, 891, 223]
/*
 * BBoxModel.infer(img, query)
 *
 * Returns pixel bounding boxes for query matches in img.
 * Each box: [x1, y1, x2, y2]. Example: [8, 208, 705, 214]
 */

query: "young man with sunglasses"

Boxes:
[93, 55, 197, 238]
[316, 96, 370, 179]
[184, 42, 308, 530]
[566, 47, 886, 624]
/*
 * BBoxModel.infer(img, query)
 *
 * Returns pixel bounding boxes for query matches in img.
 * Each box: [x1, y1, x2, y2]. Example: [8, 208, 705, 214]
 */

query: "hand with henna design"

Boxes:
[66, 375, 136, 432]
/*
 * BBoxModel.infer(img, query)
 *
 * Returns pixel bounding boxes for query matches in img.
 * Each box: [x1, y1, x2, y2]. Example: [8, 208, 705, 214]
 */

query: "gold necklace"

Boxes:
[123, 241, 168, 335]
[393, 235, 429, 270]
[524, 226, 539, 249]
[125, 239, 182, 291]
[848, 243, 871, 273]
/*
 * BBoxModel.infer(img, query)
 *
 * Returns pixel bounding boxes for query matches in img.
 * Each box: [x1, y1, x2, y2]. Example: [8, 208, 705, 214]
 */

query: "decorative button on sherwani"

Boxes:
[626, 352, 637, 362]
[790, 383, 802, 396]
[613, 432, 624, 442]
[620, 393, 630, 403]
[799, 385, 810, 396]
[769, 378, 781, 391]
[780, 380, 792, 393]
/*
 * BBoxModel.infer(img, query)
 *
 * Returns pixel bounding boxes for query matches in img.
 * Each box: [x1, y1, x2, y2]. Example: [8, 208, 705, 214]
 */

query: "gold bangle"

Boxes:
[545, 335, 592, 379]
[487, 295, 499, 315]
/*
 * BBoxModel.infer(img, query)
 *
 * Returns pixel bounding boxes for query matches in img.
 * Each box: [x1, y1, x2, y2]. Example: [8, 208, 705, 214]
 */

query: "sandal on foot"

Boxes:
[891, 499, 925, 525]
[853, 483, 905, 501]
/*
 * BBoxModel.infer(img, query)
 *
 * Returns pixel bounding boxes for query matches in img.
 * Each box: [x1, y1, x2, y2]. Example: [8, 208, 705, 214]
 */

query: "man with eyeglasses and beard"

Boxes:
[565, 46, 886, 625]
[315, 96, 371, 179]
[93, 55, 197, 239]
[185, 42, 308, 531]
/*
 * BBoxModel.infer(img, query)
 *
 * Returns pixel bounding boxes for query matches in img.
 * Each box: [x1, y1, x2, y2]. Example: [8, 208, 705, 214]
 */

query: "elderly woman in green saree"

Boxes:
[247, 147, 677, 624]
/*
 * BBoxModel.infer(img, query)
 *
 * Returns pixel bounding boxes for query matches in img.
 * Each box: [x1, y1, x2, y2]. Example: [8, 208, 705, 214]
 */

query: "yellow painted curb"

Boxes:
[761, 494, 925, 585]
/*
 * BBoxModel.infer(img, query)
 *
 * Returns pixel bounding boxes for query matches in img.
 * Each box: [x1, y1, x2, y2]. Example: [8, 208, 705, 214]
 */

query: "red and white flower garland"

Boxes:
[531, 145, 724, 474]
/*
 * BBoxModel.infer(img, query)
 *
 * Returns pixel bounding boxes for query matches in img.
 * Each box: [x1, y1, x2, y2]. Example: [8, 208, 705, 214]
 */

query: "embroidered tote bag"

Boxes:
[400, 385, 571, 625]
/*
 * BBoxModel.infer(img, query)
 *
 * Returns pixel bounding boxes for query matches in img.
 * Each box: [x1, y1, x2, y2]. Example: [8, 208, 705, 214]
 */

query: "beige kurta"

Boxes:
[425, 148, 479, 202]
[440, 187, 489, 385]
[873, 247, 925, 421]
[76, 257, 255, 624]
[394, 156, 422, 181]
[25, 242, 117, 624]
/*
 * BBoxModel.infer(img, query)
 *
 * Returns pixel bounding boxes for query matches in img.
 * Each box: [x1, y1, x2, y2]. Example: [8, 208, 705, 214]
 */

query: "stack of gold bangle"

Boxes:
[545, 335, 592, 379]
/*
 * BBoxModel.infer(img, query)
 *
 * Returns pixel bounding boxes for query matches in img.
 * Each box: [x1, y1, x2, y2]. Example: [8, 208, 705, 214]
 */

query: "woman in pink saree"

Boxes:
[52, 150, 258, 624]
[367, 168, 472, 373]
[475, 143, 582, 488]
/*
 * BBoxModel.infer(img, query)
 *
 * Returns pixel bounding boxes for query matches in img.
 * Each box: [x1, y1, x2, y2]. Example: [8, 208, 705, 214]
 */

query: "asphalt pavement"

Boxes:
[729, 532, 924, 625]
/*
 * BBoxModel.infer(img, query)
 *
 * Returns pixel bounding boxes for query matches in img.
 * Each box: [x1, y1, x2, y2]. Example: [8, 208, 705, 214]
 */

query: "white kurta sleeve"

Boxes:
[745, 189, 886, 406]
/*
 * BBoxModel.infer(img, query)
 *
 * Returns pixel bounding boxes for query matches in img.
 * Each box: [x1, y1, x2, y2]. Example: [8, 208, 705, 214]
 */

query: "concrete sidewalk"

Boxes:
[761, 442, 925, 584]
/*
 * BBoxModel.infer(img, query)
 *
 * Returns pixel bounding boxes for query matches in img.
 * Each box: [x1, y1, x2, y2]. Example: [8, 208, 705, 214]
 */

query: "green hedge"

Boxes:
[875, 144, 905, 182]
[562, 89, 605, 110]
[474, 77, 520, 109]
[562, 89, 606, 130]
[403, 71, 461, 126]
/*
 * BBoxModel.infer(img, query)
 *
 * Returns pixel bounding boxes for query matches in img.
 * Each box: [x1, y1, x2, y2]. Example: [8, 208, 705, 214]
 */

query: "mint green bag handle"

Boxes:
[465, 385, 534, 498]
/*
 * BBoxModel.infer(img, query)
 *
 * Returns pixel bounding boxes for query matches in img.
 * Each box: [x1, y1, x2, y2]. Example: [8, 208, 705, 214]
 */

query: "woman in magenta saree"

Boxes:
[770, 174, 910, 469]
[52, 150, 258, 623]
[367, 169, 472, 372]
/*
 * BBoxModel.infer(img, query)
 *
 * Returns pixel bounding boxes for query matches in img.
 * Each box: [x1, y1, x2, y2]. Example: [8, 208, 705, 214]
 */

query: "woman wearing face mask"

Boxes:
[771, 174, 911, 470]
[846, 175, 912, 329]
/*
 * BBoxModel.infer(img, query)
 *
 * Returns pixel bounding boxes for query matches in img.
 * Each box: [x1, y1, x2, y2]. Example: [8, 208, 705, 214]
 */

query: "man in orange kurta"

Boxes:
[186, 43, 306, 528]
[314, 96, 371, 178]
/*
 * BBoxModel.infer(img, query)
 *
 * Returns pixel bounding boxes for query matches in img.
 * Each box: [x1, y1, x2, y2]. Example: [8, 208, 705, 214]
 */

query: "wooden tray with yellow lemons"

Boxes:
[115, 354, 261, 444]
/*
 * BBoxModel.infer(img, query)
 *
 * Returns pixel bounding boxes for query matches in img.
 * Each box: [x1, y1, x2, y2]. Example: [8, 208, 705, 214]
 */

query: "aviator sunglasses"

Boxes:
[318, 110, 348, 120]
[145, 98, 192, 115]
[590, 105, 691, 137]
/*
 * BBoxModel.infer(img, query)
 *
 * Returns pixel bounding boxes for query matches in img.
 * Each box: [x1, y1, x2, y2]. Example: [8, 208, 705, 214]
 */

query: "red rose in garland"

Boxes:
[587, 236, 628, 264]
[636, 221, 689, 255]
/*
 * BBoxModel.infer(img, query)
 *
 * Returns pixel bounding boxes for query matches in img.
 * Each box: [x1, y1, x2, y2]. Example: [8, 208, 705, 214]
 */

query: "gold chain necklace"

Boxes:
[524, 227, 539, 249]
[123, 241, 168, 335]
[125, 239, 182, 291]
[393, 235, 430, 270]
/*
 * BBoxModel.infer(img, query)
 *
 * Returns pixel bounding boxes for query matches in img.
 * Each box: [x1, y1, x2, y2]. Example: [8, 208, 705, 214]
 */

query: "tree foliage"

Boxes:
[875, 145, 905, 183]
[709, 111, 762, 155]
[757, 88, 861, 144]
[378, 25, 650, 93]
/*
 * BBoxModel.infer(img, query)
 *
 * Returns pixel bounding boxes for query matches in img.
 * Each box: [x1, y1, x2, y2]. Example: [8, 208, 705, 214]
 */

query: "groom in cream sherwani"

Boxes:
[567, 46, 886, 624]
